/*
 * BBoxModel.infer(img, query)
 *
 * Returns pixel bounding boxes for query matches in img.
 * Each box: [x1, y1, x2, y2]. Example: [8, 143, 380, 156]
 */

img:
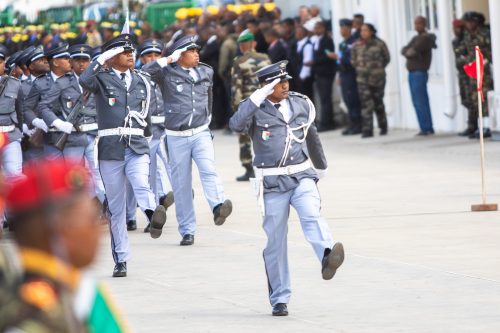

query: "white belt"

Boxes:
[48, 127, 76, 133]
[164, 123, 209, 137]
[78, 123, 98, 132]
[0, 125, 15, 133]
[255, 160, 312, 177]
[251, 160, 312, 217]
[151, 116, 165, 125]
[97, 127, 144, 137]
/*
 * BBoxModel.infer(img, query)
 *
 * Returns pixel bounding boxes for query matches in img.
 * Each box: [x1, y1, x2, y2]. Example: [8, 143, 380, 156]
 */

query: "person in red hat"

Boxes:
[0, 158, 127, 332]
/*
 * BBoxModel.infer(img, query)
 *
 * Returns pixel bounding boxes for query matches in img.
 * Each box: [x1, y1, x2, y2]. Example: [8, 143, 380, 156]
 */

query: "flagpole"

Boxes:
[476, 45, 486, 205]
[471, 46, 497, 212]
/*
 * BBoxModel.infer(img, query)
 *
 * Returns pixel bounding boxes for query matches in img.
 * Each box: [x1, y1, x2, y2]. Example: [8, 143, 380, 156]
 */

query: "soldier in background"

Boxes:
[461, 11, 493, 139]
[0, 45, 24, 180]
[351, 23, 390, 138]
[452, 19, 473, 137]
[231, 30, 271, 181]
[0, 158, 127, 332]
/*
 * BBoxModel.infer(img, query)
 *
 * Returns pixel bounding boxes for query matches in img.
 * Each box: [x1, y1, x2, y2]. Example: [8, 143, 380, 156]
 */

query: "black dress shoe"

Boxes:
[459, 128, 476, 136]
[213, 200, 232, 226]
[144, 222, 151, 233]
[127, 220, 137, 231]
[379, 127, 388, 135]
[321, 242, 345, 280]
[113, 262, 127, 277]
[341, 127, 352, 135]
[159, 191, 175, 210]
[272, 303, 288, 316]
[236, 168, 255, 182]
[180, 234, 194, 246]
[150, 205, 167, 239]
[472, 128, 492, 139]
[361, 131, 373, 138]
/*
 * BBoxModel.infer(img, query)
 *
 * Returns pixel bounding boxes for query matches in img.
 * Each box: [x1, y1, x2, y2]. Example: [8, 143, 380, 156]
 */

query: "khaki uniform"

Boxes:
[231, 51, 271, 168]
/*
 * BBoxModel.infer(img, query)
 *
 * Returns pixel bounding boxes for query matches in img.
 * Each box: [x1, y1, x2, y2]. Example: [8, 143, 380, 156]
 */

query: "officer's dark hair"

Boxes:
[263, 28, 280, 39]
[220, 20, 235, 33]
[363, 23, 377, 35]
[353, 13, 364, 22]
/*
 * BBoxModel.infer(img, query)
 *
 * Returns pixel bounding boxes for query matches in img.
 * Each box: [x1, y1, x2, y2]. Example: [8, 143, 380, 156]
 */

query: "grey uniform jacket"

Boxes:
[151, 82, 165, 139]
[20, 78, 32, 98]
[0, 76, 23, 142]
[229, 92, 327, 193]
[79, 61, 153, 161]
[39, 73, 88, 147]
[142, 61, 213, 131]
[23, 74, 54, 127]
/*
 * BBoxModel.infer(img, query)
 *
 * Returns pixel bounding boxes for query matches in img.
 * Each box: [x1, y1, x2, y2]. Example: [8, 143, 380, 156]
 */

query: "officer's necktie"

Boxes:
[274, 103, 281, 110]
[120, 72, 127, 89]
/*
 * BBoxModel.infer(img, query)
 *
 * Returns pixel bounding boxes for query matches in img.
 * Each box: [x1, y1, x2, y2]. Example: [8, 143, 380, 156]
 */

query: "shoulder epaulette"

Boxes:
[199, 62, 213, 69]
[289, 91, 308, 99]
[135, 69, 151, 77]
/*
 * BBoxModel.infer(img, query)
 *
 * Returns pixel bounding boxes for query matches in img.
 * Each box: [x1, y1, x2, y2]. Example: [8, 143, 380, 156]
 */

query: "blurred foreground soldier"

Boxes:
[80, 34, 167, 277]
[229, 61, 344, 316]
[452, 19, 473, 135]
[135, 38, 174, 232]
[0, 159, 128, 332]
[231, 30, 271, 181]
[351, 23, 390, 138]
[335, 19, 362, 135]
[0, 45, 24, 179]
[143, 35, 232, 246]
[401, 16, 436, 136]
[461, 11, 493, 139]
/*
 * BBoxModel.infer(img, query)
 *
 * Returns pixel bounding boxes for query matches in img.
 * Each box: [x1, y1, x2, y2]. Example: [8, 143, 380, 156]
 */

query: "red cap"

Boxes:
[453, 19, 465, 27]
[6, 158, 90, 213]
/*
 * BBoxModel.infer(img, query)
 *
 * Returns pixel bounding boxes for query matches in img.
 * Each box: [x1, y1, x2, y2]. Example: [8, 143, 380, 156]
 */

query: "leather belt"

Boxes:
[0, 125, 15, 133]
[97, 127, 144, 137]
[164, 123, 209, 137]
[151, 116, 165, 125]
[255, 160, 312, 177]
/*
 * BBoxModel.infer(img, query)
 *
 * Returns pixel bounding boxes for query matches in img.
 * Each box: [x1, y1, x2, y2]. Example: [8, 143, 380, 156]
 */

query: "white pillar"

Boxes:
[436, 0, 459, 123]
[488, 0, 500, 131]
[330, 0, 347, 48]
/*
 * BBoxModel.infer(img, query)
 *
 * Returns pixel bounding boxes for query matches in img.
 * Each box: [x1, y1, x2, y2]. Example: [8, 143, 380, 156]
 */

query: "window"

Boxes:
[405, 0, 438, 30]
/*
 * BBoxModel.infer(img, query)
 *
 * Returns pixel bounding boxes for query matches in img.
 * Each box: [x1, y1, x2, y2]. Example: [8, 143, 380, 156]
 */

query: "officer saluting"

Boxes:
[79, 34, 167, 277]
[229, 61, 345, 316]
[39, 44, 88, 160]
[143, 35, 232, 246]
[129, 38, 175, 233]
[0, 45, 24, 179]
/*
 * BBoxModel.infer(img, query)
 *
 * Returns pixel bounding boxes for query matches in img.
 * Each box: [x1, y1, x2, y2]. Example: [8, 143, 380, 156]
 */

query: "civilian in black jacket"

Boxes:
[264, 28, 288, 63]
[313, 21, 337, 131]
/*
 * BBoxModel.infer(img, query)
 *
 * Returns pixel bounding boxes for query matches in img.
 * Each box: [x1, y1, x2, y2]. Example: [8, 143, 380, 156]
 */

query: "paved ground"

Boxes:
[89, 129, 500, 333]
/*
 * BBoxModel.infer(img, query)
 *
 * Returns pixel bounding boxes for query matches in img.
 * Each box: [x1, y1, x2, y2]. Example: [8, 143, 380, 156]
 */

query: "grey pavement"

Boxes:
[89, 129, 500, 333]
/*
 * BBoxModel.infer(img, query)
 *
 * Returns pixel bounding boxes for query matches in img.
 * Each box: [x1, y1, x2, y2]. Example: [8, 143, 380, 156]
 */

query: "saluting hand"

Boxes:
[97, 47, 125, 65]
[249, 78, 281, 106]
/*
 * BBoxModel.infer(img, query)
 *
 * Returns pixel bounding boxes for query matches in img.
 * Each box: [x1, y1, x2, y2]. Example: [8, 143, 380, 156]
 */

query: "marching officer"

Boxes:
[143, 35, 233, 246]
[229, 61, 344, 317]
[130, 38, 175, 232]
[0, 45, 24, 179]
[79, 34, 167, 277]
[21, 45, 51, 161]
[231, 29, 271, 181]
[335, 19, 362, 135]
[38, 44, 89, 160]
[0, 158, 127, 332]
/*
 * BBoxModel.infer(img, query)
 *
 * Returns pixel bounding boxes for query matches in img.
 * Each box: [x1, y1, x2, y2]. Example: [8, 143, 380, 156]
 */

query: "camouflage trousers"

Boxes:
[466, 71, 493, 129]
[239, 133, 253, 168]
[357, 81, 388, 133]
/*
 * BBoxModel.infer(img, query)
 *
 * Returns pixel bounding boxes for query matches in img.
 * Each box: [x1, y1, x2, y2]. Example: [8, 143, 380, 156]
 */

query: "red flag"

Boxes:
[463, 47, 484, 101]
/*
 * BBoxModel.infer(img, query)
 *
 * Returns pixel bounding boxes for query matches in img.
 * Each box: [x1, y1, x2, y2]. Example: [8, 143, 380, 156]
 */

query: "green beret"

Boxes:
[237, 29, 254, 43]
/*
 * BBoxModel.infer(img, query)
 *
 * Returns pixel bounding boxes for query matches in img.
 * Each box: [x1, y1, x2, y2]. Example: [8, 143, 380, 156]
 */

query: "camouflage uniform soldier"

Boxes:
[462, 12, 493, 139]
[351, 23, 390, 138]
[452, 19, 474, 136]
[231, 30, 271, 181]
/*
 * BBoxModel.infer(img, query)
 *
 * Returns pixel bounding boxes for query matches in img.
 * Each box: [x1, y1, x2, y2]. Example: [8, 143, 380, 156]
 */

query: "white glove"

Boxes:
[52, 119, 74, 134]
[168, 46, 189, 63]
[96, 47, 125, 65]
[32, 118, 48, 132]
[22, 123, 35, 136]
[315, 168, 328, 179]
[249, 78, 281, 106]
